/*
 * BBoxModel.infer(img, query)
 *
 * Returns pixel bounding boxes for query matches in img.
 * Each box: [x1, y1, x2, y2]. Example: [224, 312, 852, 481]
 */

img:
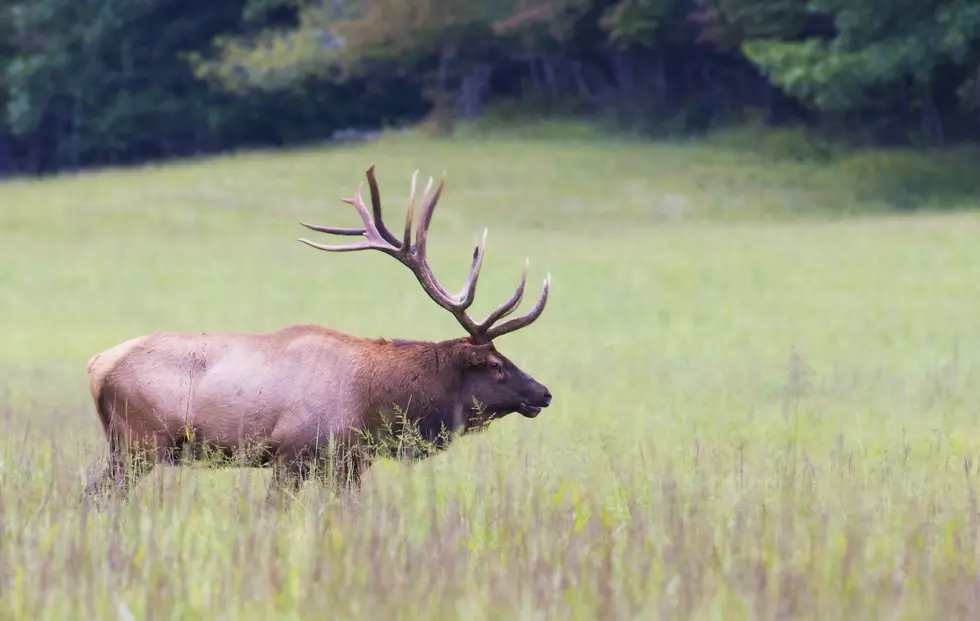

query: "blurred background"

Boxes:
[1, 0, 979, 178]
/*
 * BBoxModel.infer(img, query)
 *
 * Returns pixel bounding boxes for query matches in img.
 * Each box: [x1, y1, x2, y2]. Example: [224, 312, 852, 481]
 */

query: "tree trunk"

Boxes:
[919, 80, 944, 146]
[569, 60, 597, 104]
[0, 133, 12, 175]
[457, 63, 491, 119]
[540, 53, 558, 98]
[764, 81, 777, 125]
[974, 65, 980, 125]
[423, 44, 458, 136]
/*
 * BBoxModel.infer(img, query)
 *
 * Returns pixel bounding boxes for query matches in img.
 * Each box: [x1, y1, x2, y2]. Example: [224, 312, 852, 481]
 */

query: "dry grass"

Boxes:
[3, 125, 980, 619]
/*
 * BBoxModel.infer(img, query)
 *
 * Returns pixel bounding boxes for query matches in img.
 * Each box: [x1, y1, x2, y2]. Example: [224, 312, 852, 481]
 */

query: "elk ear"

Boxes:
[460, 342, 493, 367]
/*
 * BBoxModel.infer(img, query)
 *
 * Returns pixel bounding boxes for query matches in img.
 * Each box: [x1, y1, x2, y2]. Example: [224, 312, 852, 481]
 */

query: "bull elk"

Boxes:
[84, 165, 552, 502]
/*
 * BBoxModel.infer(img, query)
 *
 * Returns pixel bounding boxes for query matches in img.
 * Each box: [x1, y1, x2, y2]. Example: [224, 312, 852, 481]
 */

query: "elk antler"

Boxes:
[298, 165, 550, 344]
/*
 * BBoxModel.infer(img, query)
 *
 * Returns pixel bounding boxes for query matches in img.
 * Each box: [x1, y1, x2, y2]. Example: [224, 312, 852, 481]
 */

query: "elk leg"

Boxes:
[334, 448, 366, 492]
[84, 420, 145, 498]
[309, 443, 367, 493]
[84, 455, 117, 498]
[264, 457, 308, 507]
[118, 452, 155, 497]
[298, 443, 367, 501]
[84, 445, 155, 500]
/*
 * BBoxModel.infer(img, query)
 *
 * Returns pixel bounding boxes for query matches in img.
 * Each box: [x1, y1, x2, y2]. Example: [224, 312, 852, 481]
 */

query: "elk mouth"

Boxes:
[517, 403, 544, 418]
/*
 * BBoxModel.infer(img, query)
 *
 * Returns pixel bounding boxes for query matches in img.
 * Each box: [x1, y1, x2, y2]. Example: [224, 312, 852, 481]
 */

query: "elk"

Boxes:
[83, 165, 552, 502]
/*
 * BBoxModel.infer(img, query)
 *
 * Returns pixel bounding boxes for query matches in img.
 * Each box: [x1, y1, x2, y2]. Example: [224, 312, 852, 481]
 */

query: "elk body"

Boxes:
[84, 166, 552, 502]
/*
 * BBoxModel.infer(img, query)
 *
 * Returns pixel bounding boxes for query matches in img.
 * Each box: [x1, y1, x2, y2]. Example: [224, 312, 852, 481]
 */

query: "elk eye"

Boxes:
[489, 361, 500, 370]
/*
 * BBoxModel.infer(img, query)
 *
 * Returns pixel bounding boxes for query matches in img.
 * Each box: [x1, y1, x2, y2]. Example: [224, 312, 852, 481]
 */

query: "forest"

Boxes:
[1, 0, 979, 175]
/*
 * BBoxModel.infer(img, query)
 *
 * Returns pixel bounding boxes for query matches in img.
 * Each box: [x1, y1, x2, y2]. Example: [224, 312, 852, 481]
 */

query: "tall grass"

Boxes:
[3, 125, 980, 619]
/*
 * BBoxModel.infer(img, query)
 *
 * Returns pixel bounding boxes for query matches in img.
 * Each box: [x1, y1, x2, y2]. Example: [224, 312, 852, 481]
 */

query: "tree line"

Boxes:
[1, 0, 979, 175]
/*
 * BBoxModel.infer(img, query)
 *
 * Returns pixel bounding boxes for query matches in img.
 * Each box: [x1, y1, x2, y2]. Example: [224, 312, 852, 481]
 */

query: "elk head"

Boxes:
[451, 340, 552, 426]
[298, 165, 552, 425]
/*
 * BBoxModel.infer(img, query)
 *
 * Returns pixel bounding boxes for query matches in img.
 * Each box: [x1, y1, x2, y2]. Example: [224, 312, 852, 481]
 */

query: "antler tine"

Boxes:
[298, 180, 400, 253]
[475, 257, 528, 331]
[402, 169, 419, 250]
[365, 165, 401, 247]
[403, 172, 457, 303]
[451, 228, 487, 309]
[344, 183, 373, 228]
[402, 225, 487, 341]
[299, 223, 365, 236]
[483, 273, 551, 341]
[414, 172, 444, 259]
[296, 238, 400, 255]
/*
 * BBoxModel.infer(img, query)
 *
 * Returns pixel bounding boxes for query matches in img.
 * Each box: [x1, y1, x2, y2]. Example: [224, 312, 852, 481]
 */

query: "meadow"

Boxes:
[3, 123, 980, 619]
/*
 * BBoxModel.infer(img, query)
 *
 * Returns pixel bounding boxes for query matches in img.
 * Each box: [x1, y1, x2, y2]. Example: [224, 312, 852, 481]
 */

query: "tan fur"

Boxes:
[83, 324, 549, 502]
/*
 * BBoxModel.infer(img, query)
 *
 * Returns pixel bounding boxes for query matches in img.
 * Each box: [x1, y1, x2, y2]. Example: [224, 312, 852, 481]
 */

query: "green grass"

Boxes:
[4, 125, 980, 619]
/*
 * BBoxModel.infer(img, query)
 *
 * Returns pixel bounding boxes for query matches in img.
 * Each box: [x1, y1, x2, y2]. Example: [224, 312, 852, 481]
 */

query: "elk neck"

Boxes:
[362, 337, 467, 422]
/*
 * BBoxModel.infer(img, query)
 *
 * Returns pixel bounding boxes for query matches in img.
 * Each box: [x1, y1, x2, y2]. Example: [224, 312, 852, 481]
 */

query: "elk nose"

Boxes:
[542, 390, 552, 405]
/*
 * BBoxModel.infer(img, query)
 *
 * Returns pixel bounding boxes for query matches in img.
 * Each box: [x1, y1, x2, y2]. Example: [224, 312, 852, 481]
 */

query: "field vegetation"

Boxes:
[3, 124, 980, 619]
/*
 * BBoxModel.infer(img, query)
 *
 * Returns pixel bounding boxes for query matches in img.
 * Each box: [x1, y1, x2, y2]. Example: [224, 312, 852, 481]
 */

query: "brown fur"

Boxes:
[84, 324, 551, 501]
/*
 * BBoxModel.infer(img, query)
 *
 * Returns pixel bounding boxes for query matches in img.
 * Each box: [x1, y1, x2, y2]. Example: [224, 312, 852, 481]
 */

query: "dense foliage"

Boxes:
[2, 0, 979, 174]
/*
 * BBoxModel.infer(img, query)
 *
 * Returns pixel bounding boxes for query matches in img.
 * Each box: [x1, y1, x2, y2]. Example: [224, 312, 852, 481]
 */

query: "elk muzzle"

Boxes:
[516, 382, 552, 418]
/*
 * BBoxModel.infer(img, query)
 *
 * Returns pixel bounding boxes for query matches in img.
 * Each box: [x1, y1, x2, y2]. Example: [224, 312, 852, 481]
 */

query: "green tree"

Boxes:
[599, 0, 692, 48]
[689, 0, 814, 49]
[193, 0, 583, 131]
[742, 0, 980, 127]
[5, 0, 258, 168]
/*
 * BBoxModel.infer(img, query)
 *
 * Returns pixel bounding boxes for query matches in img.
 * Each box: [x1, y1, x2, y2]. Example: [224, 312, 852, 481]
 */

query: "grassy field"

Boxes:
[4, 124, 980, 619]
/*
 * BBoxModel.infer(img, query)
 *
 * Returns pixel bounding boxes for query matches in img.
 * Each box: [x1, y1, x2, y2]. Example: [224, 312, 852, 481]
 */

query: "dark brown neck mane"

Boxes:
[363, 338, 470, 454]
